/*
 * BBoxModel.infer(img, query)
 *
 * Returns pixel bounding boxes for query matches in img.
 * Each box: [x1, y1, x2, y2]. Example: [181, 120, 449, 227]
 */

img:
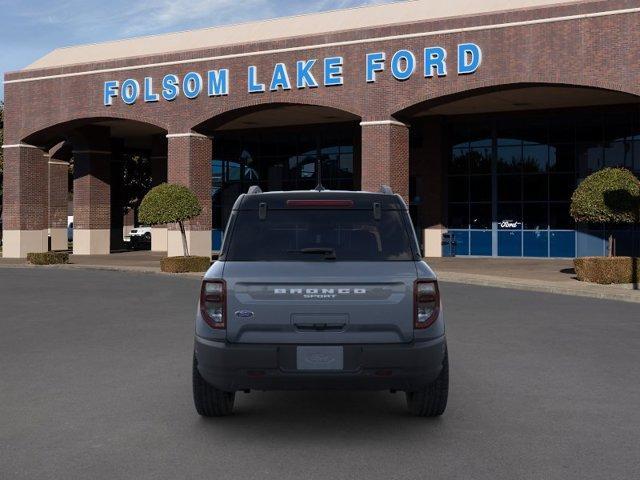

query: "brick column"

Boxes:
[411, 120, 446, 257]
[1, 143, 49, 258]
[166, 133, 212, 257]
[360, 120, 410, 203]
[48, 143, 70, 251]
[71, 127, 112, 255]
[150, 134, 168, 252]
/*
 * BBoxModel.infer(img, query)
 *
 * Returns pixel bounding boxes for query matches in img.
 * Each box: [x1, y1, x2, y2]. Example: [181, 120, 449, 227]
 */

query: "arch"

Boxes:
[190, 100, 362, 134]
[392, 81, 640, 120]
[21, 115, 168, 150]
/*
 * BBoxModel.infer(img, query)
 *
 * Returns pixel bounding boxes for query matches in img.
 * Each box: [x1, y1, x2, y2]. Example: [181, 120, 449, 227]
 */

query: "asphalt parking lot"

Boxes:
[1, 268, 639, 479]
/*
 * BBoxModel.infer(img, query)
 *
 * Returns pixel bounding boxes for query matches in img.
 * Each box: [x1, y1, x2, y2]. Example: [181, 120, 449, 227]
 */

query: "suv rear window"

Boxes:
[224, 209, 416, 261]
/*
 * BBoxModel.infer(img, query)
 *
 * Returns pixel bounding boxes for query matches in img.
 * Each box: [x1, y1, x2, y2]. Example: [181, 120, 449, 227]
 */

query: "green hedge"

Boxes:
[574, 257, 640, 284]
[27, 252, 69, 265]
[570, 168, 640, 224]
[160, 256, 211, 273]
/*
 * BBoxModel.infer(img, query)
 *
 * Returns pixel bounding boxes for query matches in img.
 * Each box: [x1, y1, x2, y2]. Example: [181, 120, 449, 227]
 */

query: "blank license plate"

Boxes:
[296, 346, 344, 371]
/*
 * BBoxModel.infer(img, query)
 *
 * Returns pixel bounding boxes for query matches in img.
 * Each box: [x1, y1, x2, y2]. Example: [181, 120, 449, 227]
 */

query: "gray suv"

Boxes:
[193, 188, 448, 417]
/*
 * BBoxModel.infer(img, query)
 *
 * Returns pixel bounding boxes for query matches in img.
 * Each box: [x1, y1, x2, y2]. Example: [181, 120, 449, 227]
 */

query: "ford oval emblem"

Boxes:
[235, 310, 254, 319]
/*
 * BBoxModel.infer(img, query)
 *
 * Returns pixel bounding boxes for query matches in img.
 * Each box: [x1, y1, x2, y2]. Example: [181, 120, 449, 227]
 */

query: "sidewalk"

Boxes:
[426, 257, 640, 304]
[1, 252, 639, 303]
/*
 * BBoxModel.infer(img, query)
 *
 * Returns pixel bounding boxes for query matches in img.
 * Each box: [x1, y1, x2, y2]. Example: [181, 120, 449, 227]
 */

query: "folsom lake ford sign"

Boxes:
[103, 43, 482, 106]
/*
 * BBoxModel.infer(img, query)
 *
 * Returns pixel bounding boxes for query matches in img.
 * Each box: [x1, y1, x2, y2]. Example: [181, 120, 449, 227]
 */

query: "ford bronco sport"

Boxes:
[193, 187, 448, 417]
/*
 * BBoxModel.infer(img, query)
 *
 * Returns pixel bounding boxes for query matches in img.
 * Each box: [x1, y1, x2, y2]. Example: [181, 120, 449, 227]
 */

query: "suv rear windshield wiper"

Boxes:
[287, 248, 337, 260]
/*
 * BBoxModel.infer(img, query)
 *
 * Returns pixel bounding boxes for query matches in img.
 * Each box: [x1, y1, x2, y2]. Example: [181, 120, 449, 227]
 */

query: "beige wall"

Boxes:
[26, 0, 581, 70]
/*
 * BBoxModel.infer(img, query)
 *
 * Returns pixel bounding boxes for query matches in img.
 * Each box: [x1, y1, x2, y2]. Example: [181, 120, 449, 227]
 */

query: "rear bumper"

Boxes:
[194, 336, 447, 392]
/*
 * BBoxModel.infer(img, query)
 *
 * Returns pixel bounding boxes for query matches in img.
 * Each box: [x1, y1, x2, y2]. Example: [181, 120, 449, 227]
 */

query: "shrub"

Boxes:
[574, 256, 640, 284]
[570, 168, 640, 224]
[139, 183, 202, 257]
[160, 256, 211, 273]
[27, 252, 69, 265]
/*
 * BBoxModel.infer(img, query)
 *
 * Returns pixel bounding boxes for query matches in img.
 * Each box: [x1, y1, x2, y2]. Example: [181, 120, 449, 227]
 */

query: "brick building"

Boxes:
[2, 0, 640, 258]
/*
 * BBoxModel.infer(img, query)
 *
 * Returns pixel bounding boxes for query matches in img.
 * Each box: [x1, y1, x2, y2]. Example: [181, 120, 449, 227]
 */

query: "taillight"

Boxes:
[414, 280, 440, 329]
[200, 280, 226, 329]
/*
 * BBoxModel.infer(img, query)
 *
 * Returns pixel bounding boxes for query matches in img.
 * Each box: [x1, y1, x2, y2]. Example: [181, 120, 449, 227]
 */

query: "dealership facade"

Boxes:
[2, 0, 640, 258]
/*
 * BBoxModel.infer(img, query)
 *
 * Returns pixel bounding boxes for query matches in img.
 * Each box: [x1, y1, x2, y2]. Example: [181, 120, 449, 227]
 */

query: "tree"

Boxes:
[138, 183, 202, 257]
[570, 168, 640, 256]
[121, 153, 152, 222]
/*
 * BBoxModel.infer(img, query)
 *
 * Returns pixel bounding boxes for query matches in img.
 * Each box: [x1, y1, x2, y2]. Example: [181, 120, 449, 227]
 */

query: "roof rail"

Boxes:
[379, 185, 394, 195]
[247, 185, 263, 195]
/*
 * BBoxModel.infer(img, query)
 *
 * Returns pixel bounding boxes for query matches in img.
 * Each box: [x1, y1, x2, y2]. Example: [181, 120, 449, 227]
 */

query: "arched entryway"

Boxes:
[193, 103, 361, 250]
[396, 84, 640, 258]
[2, 118, 167, 257]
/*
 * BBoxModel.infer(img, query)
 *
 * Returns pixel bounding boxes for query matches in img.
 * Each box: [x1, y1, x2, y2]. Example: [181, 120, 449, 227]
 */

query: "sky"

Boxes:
[0, 0, 401, 100]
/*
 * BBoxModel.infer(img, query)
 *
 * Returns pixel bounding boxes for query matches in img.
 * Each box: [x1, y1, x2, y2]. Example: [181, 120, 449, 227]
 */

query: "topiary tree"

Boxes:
[570, 168, 640, 256]
[139, 183, 202, 257]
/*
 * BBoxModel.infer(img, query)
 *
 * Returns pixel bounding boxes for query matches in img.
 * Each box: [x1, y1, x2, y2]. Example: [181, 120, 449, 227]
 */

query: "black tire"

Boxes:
[405, 349, 449, 417]
[192, 354, 235, 417]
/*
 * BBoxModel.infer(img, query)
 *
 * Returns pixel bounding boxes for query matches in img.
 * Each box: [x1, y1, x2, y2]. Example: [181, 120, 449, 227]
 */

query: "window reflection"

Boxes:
[446, 106, 640, 257]
[211, 124, 357, 231]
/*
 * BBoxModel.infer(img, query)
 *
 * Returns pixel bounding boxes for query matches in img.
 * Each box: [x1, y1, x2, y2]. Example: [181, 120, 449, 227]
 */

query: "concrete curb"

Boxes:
[0, 263, 205, 278]
[436, 271, 640, 304]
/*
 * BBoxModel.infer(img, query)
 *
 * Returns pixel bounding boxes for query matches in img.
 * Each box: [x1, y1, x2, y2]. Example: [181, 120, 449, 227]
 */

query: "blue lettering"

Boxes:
[143, 77, 159, 102]
[424, 47, 447, 77]
[103, 80, 119, 106]
[270, 63, 292, 91]
[296, 60, 318, 89]
[161, 74, 179, 101]
[324, 56, 344, 86]
[248, 66, 265, 93]
[391, 50, 416, 81]
[366, 52, 385, 83]
[207, 69, 229, 96]
[458, 43, 482, 75]
[183, 72, 203, 99]
[121, 78, 140, 105]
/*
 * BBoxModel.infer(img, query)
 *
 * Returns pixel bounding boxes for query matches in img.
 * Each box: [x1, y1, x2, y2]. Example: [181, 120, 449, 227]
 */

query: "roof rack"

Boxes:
[247, 185, 263, 195]
[379, 185, 394, 195]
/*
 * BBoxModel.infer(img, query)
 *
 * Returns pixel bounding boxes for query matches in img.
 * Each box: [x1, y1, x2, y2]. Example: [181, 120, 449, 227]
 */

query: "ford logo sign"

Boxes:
[235, 310, 254, 319]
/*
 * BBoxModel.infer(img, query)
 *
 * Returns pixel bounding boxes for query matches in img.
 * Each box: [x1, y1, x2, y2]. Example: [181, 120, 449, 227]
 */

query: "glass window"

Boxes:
[469, 147, 492, 174]
[225, 209, 415, 261]
[497, 203, 522, 230]
[523, 203, 548, 230]
[549, 203, 573, 229]
[523, 144, 548, 173]
[498, 175, 522, 202]
[497, 145, 522, 173]
[470, 203, 492, 230]
[449, 148, 469, 174]
[470, 175, 492, 202]
[604, 141, 633, 168]
[448, 176, 469, 202]
[549, 144, 575, 173]
[523, 174, 548, 202]
[549, 174, 575, 201]
[448, 204, 469, 228]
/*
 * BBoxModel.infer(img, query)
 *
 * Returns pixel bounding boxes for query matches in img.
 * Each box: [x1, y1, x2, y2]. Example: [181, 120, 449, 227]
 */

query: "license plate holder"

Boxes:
[296, 346, 344, 371]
